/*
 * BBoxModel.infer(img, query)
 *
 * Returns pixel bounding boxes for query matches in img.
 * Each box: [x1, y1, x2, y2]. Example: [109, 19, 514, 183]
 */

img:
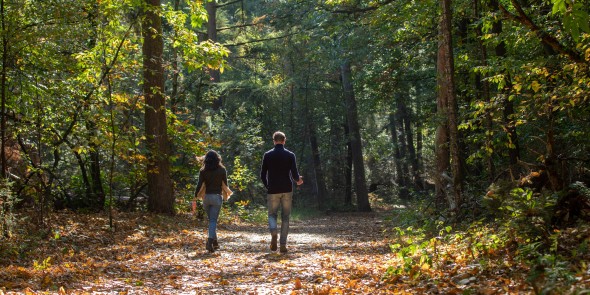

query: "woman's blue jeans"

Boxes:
[267, 192, 292, 245]
[203, 194, 222, 239]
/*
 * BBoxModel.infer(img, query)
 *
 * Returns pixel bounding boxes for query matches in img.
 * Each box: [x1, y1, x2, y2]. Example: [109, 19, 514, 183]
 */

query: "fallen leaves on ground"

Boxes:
[0, 208, 587, 294]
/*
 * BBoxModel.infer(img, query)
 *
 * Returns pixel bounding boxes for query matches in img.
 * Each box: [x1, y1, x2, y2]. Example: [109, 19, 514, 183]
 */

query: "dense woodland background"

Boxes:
[0, 0, 589, 293]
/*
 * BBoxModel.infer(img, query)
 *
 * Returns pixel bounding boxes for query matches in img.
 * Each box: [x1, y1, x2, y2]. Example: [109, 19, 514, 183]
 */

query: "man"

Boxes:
[260, 131, 303, 253]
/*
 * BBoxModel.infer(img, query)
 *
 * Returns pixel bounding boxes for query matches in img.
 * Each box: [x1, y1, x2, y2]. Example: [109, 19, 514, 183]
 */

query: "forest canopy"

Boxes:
[0, 0, 587, 217]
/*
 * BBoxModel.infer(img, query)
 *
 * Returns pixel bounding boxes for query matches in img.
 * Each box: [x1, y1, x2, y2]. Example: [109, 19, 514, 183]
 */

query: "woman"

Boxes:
[195, 150, 230, 252]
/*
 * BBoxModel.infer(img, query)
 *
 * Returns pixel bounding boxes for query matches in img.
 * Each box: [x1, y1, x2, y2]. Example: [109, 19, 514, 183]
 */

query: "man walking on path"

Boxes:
[260, 131, 304, 253]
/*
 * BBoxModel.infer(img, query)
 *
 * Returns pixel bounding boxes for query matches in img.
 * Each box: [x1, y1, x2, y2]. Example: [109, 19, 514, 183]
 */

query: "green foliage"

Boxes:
[385, 225, 433, 279]
[231, 200, 267, 223]
[228, 157, 258, 192]
[496, 187, 556, 240]
[382, 191, 588, 292]
[162, 2, 229, 72]
[551, 0, 590, 42]
[517, 232, 578, 293]
[0, 180, 18, 240]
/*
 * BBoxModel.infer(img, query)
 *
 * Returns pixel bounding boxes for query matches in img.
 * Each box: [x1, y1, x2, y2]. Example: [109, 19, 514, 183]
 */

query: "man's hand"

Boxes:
[296, 176, 303, 186]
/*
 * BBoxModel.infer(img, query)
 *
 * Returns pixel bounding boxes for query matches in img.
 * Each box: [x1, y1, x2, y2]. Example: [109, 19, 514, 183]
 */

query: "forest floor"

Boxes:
[0, 203, 586, 294]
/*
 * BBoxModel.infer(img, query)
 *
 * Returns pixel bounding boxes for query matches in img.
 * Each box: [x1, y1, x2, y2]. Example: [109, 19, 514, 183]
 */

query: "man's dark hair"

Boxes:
[273, 131, 286, 142]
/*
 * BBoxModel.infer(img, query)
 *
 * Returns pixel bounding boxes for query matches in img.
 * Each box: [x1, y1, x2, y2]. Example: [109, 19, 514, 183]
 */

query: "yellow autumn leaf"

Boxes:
[531, 81, 541, 92]
[329, 287, 344, 294]
[346, 279, 358, 288]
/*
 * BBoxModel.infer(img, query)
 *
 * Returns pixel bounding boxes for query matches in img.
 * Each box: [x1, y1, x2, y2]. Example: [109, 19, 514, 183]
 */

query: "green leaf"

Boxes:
[573, 9, 590, 33]
[551, 0, 567, 15]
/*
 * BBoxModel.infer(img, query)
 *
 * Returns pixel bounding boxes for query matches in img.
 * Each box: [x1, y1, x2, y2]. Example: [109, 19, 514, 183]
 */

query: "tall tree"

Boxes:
[341, 60, 371, 212]
[0, 0, 8, 179]
[491, 0, 520, 180]
[142, 0, 175, 214]
[436, 0, 462, 211]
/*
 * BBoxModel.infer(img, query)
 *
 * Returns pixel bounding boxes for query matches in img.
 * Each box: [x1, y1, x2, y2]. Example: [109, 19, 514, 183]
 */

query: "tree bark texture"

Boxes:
[86, 120, 105, 210]
[402, 102, 422, 189]
[395, 98, 410, 199]
[142, 0, 175, 214]
[308, 120, 329, 209]
[170, 0, 181, 114]
[303, 65, 329, 210]
[389, 113, 407, 198]
[206, 0, 222, 110]
[1, 0, 8, 179]
[436, 0, 462, 211]
[344, 124, 353, 206]
[341, 60, 371, 212]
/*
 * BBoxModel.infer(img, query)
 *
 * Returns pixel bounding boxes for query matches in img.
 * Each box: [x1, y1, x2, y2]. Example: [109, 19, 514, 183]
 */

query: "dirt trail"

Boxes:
[181, 212, 392, 294]
[2, 210, 397, 294]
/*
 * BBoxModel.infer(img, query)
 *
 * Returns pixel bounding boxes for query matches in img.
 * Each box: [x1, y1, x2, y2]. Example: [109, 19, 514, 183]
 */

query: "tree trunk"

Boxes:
[341, 60, 371, 212]
[402, 102, 421, 189]
[303, 63, 328, 210]
[395, 97, 410, 199]
[170, 0, 181, 114]
[491, 0, 520, 180]
[142, 0, 175, 214]
[415, 87, 425, 188]
[86, 120, 105, 210]
[416, 118, 424, 187]
[308, 120, 328, 210]
[475, 0, 496, 183]
[1, 0, 8, 179]
[436, 0, 462, 211]
[206, 0, 222, 110]
[329, 120, 344, 204]
[389, 113, 407, 198]
[344, 124, 353, 206]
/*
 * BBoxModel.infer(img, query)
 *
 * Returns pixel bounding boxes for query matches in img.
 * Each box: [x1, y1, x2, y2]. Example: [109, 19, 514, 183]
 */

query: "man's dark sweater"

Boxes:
[260, 144, 301, 194]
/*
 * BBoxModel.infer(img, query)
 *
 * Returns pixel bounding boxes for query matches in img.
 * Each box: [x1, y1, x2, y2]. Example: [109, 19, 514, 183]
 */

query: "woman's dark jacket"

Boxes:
[195, 166, 227, 196]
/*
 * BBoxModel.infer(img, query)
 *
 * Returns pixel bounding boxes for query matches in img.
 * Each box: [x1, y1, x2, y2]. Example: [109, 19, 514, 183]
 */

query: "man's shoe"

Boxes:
[212, 239, 219, 250]
[270, 234, 278, 251]
[280, 244, 288, 253]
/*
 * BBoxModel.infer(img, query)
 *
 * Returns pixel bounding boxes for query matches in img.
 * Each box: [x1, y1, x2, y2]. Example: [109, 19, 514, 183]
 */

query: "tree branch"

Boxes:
[498, 1, 584, 63]
[217, 0, 241, 8]
[223, 32, 299, 47]
[218, 23, 259, 32]
[323, 0, 396, 14]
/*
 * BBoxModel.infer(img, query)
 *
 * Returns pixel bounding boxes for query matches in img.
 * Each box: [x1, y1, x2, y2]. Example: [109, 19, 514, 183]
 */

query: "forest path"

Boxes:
[180, 211, 393, 294]
[1, 208, 399, 294]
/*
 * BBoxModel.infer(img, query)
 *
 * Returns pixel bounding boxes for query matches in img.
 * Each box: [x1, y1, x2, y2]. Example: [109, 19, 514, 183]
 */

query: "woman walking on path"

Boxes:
[195, 150, 231, 253]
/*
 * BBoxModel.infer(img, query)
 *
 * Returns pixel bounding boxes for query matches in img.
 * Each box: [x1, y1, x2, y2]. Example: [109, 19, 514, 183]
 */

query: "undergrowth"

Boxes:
[383, 186, 590, 294]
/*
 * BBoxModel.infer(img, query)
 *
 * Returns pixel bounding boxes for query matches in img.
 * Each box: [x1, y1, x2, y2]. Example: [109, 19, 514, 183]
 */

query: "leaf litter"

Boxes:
[1, 208, 588, 294]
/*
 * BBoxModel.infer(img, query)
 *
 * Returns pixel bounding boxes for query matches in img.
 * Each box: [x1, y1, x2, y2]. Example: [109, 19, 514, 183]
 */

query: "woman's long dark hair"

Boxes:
[202, 150, 224, 171]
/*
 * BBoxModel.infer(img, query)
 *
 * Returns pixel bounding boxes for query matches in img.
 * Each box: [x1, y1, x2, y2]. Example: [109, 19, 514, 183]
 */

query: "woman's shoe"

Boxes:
[212, 239, 219, 250]
[206, 238, 215, 252]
